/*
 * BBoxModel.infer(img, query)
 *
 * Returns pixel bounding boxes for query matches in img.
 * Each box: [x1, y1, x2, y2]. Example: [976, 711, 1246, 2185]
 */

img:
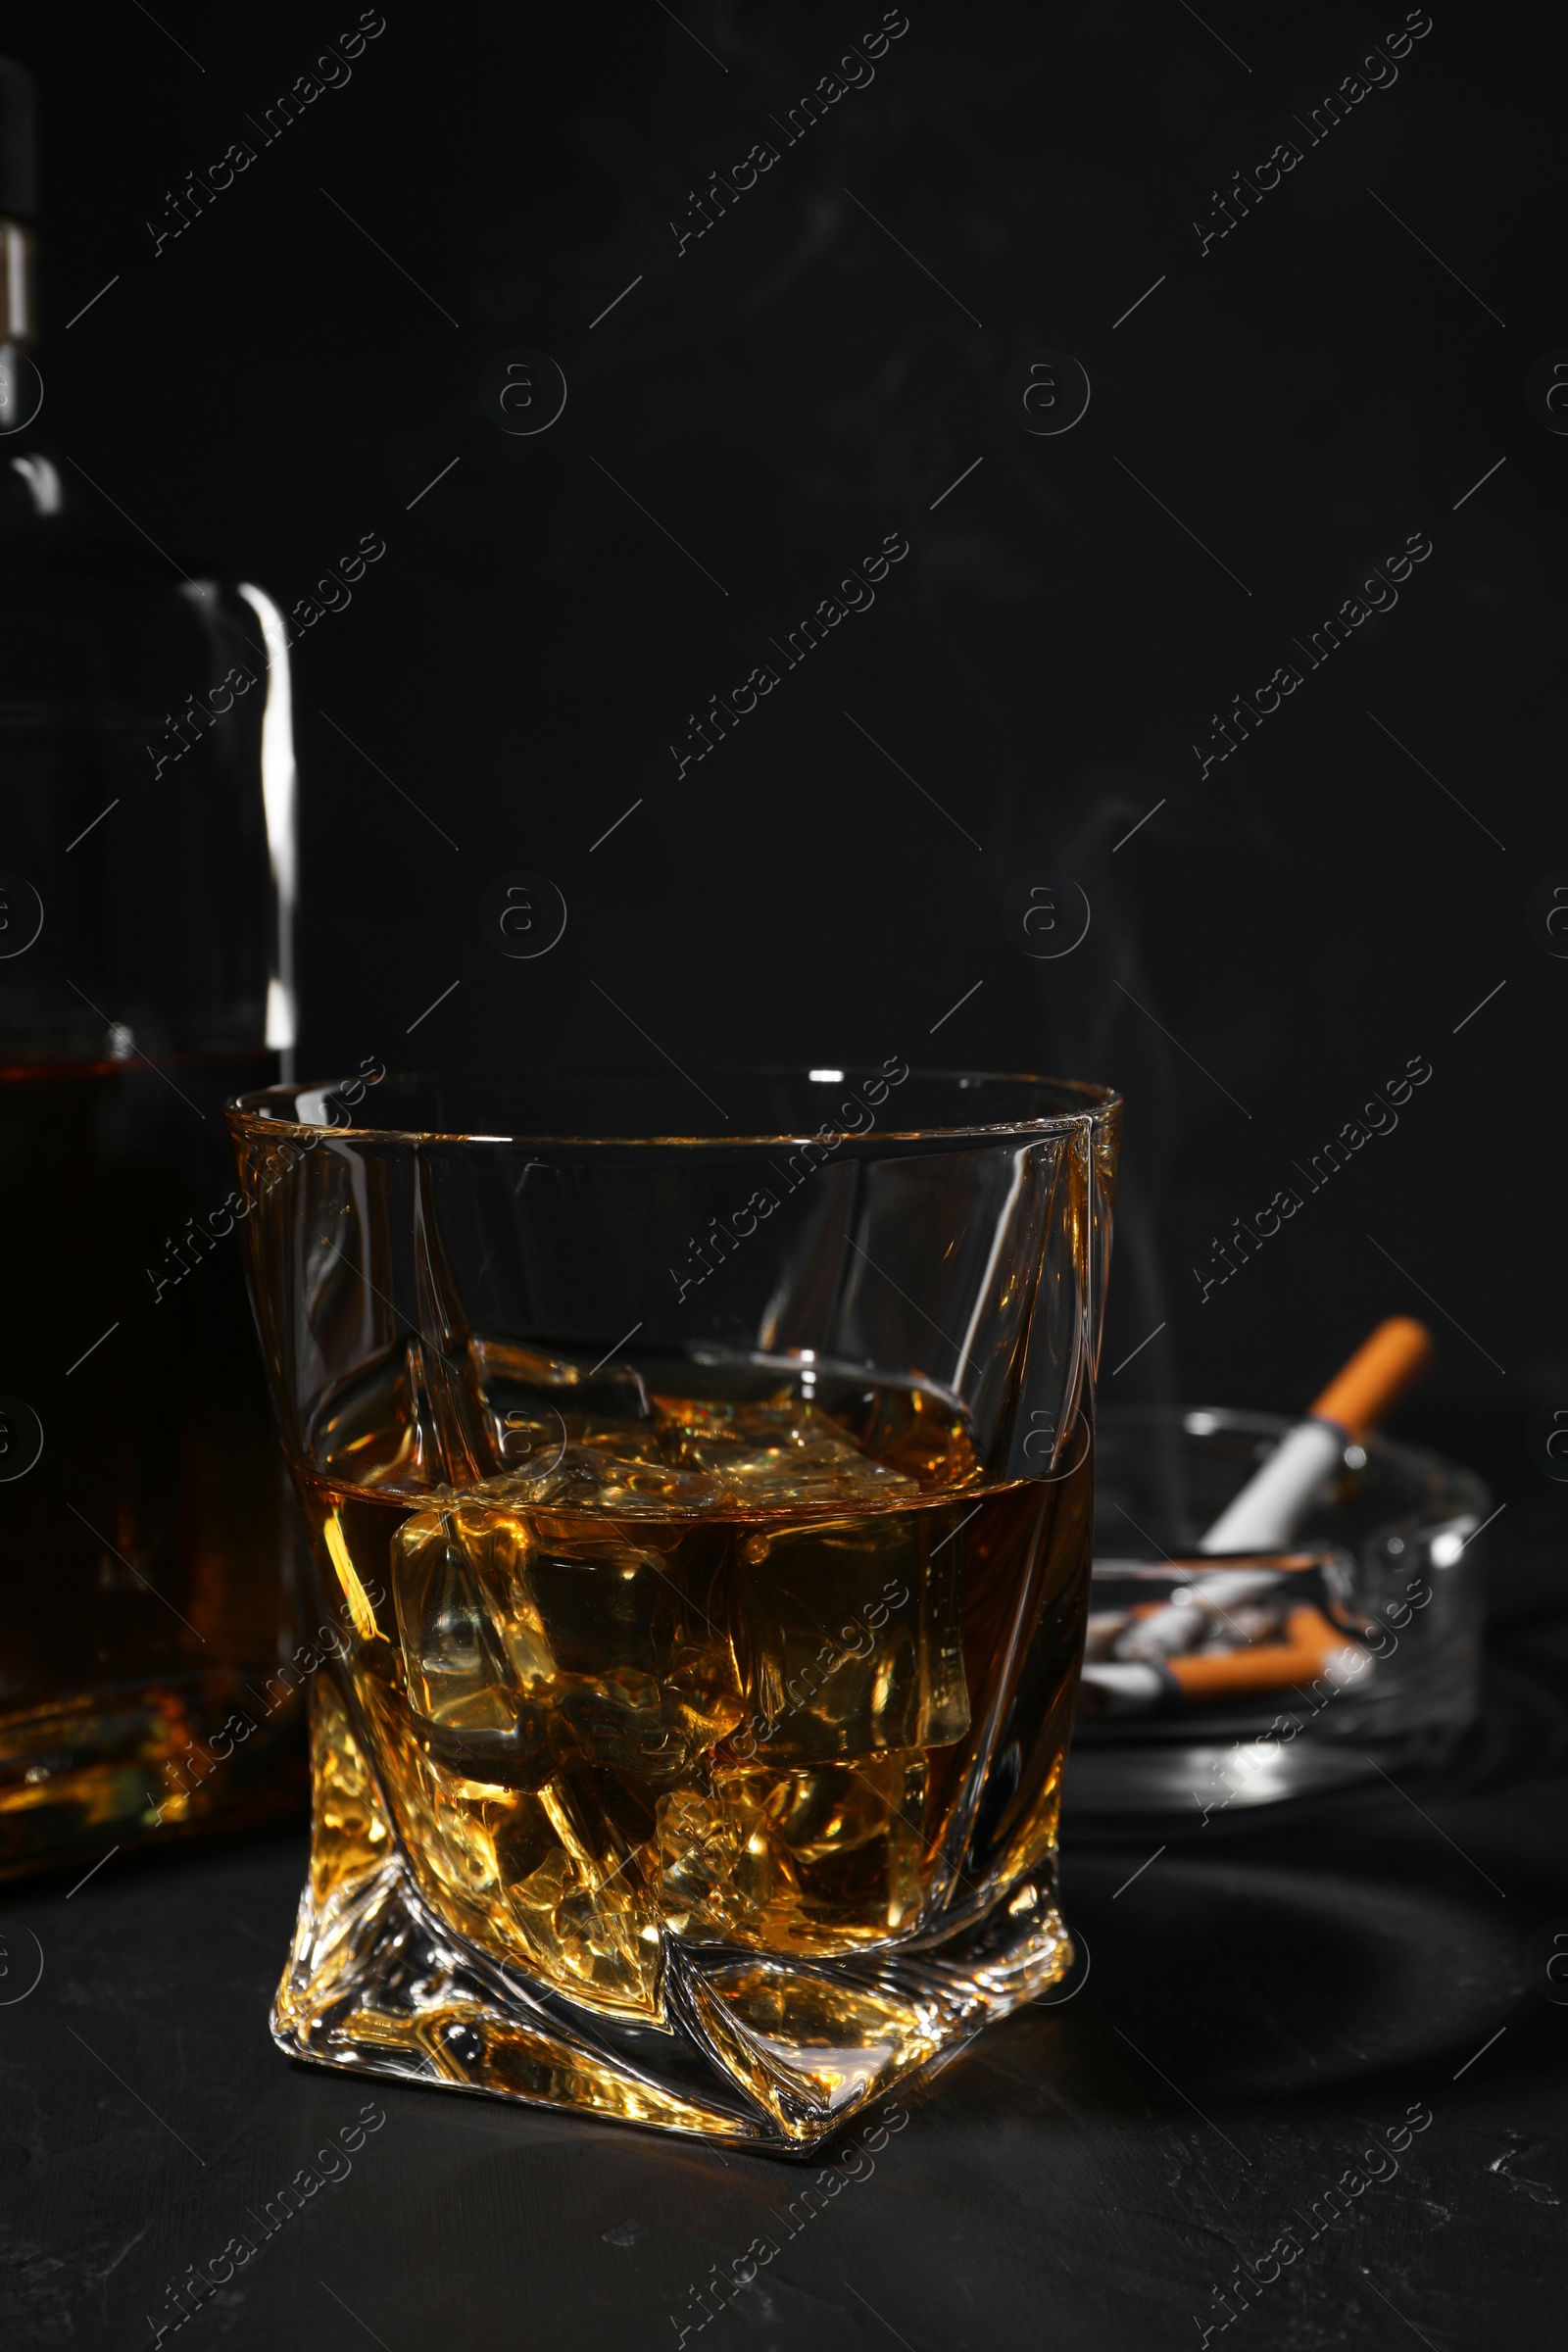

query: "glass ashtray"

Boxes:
[1064, 1405, 1490, 1825]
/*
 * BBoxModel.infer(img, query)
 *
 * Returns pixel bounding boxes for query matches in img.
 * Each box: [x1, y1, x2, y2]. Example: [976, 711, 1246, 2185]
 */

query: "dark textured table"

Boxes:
[5, 1579, 1562, 2352]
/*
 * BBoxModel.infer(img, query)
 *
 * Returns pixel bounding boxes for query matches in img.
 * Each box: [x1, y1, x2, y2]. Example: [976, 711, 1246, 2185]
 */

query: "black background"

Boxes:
[4, 6, 1564, 2343]
[18, 0, 1564, 1529]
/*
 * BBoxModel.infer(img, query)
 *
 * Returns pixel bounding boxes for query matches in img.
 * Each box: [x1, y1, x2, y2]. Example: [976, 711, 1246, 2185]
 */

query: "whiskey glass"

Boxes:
[227, 1065, 1120, 2148]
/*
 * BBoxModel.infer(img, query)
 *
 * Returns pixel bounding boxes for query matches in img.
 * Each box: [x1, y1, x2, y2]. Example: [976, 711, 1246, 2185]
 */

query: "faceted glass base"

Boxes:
[272, 1683, 1075, 2150]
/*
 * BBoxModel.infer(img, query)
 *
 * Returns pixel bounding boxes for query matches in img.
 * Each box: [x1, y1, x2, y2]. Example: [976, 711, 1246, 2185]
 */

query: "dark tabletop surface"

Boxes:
[4, 1567, 1562, 2352]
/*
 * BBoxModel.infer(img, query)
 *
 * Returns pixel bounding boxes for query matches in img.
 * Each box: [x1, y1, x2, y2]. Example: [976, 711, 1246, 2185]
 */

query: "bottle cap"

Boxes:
[0, 57, 38, 222]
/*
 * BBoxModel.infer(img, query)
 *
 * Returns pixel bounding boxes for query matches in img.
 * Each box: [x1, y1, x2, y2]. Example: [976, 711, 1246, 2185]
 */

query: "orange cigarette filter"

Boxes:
[1307, 1315, 1433, 1445]
[1169, 1604, 1354, 1702]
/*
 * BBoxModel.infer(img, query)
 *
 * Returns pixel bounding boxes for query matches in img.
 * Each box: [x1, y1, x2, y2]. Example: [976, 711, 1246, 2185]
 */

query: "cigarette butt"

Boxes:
[1115, 1554, 1325, 1657]
[1168, 1604, 1367, 1702]
[1308, 1315, 1433, 1445]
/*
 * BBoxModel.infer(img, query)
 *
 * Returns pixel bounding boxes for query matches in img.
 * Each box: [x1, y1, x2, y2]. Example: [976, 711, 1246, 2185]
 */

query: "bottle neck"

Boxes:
[0, 213, 35, 428]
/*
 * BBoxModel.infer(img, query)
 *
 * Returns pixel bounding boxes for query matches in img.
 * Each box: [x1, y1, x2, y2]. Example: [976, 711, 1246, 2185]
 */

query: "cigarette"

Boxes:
[1198, 1316, 1432, 1556]
[1104, 1326, 1439, 1693]
[1109, 1549, 1323, 1664]
[1092, 1321, 1431, 1705]
[1167, 1605, 1367, 1702]
[1086, 1606, 1374, 1714]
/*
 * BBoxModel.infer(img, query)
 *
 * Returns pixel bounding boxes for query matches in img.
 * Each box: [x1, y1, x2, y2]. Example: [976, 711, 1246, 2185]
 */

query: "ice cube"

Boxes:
[715, 1440, 916, 1508]
[729, 1511, 969, 1763]
[392, 1498, 529, 1737]
[656, 1394, 920, 1509]
[361, 1669, 664, 2016]
[522, 1444, 730, 1519]
[389, 1476, 741, 1789]
[656, 1753, 927, 1953]
[502, 1773, 662, 2011]
[522, 1525, 742, 1782]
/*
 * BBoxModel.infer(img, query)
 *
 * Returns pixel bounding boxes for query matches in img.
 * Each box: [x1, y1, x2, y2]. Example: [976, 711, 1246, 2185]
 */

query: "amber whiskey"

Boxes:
[288, 1356, 1090, 2029]
[0, 1057, 302, 1876]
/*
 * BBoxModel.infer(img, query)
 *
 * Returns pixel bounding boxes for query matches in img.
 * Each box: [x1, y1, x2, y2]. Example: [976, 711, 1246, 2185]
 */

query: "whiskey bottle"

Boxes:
[0, 55, 305, 1880]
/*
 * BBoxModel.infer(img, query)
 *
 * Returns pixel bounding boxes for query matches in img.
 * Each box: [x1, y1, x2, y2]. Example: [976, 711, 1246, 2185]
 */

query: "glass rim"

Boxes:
[225, 1064, 1122, 1150]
